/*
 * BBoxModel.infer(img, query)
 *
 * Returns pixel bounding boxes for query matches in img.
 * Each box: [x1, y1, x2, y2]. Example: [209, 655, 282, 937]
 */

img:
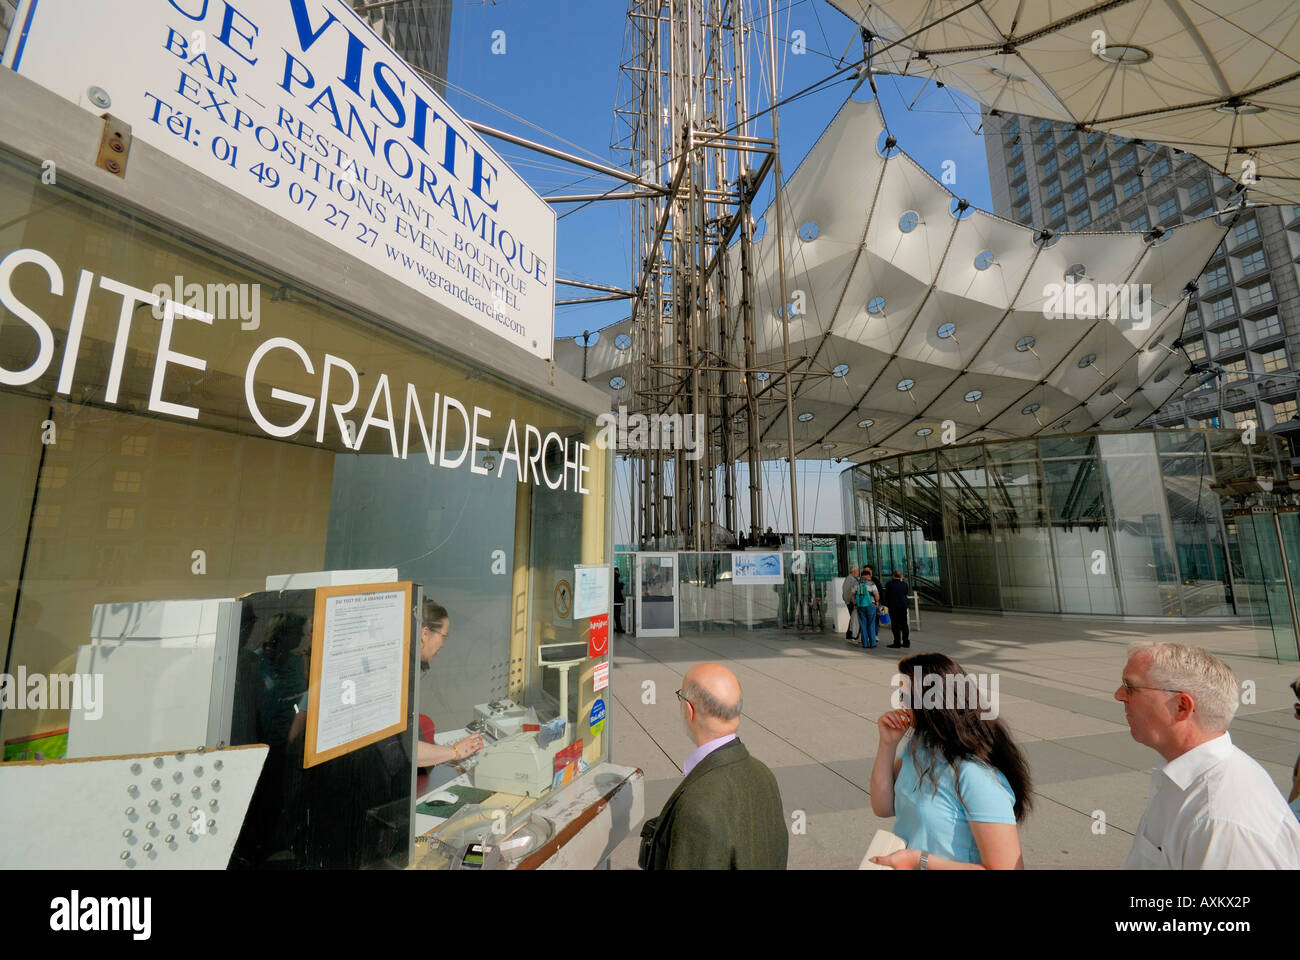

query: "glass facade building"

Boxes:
[982, 110, 1300, 471]
[351, 0, 452, 96]
[841, 429, 1288, 621]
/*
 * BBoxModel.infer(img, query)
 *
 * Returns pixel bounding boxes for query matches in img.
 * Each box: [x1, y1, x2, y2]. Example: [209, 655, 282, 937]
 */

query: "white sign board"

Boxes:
[573, 564, 610, 620]
[9, 0, 555, 358]
[732, 551, 784, 585]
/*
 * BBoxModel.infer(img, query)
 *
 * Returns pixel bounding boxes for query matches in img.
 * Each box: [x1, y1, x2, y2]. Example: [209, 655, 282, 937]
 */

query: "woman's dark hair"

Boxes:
[422, 599, 449, 632]
[899, 652, 1032, 822]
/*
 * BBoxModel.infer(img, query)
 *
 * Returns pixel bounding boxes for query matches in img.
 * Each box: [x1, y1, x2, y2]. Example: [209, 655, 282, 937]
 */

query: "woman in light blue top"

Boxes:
[870, 652, 1032, 869]
[854, 575, 878, 648]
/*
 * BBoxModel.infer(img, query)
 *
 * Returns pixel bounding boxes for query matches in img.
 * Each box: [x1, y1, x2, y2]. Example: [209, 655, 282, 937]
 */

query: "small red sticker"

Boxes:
[588, 613, 609, 658]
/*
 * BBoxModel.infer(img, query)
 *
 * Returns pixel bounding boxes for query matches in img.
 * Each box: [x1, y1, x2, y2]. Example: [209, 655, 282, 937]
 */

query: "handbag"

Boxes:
[637, 816, 659, 870]
[878, 609, 890, 626]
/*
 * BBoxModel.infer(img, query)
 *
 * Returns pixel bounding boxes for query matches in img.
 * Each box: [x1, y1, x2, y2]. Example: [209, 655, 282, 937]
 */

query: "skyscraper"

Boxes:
[352, 0, 451, 97]
[0, 0, 21, 57]
[983, 109, 1300, 468]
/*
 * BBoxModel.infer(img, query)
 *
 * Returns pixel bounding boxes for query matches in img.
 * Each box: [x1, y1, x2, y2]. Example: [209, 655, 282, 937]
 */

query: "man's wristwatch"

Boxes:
[918, 851, 930, 870]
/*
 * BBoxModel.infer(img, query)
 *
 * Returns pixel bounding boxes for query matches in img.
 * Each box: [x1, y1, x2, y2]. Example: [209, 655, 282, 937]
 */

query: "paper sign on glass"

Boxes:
[731, 552, 784, 585]
[573, 565, 610, 619]
[304, 582, 412, 768]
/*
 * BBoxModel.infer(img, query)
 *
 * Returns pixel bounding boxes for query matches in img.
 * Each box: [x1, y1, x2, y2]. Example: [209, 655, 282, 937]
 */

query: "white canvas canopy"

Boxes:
[829, 0, 1300, 204]
[558, 97, 1228, 462]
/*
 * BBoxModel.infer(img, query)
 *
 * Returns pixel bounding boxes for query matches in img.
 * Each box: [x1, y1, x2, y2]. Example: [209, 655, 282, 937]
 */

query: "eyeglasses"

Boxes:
[675, 689, 692, 707]
[1120, 680, 1182, 695]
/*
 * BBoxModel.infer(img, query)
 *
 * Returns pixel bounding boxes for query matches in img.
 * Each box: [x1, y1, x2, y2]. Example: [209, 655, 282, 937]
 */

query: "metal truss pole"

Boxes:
[618, 0, 776, 556]
[764, 0, 801, 620]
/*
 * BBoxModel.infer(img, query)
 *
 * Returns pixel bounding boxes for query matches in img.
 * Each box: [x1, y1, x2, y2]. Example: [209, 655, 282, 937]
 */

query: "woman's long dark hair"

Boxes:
[899, 652, 1032, 822]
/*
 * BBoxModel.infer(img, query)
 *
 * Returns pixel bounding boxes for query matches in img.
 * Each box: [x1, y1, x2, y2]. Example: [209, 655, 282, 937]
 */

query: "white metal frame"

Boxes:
[635, 552, 679, 638]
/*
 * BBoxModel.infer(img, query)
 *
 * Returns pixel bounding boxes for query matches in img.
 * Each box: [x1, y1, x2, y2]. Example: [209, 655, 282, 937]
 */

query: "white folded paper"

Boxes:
[859, 828, 906, 869]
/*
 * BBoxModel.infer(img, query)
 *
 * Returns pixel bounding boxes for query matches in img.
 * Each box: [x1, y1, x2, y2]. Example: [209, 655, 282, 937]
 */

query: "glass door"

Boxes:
[1234, 511, 1299, 661]
[636, 553, 679, 637]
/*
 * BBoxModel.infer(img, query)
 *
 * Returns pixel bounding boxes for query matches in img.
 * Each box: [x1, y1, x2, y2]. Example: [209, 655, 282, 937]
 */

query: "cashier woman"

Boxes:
[416, 600, 484, 769]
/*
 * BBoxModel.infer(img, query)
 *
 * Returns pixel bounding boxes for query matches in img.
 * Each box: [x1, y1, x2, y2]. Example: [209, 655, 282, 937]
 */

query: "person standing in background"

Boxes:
[842, 566, 860, 644]
[861, 565, 881, 598]
[854, 571, 879, 648]
[613, 569, 626, 634]
[883, 570, 911, 649]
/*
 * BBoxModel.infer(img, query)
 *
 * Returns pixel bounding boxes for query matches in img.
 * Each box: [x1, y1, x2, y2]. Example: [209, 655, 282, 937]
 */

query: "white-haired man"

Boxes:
[1116, 642, 1300, 869]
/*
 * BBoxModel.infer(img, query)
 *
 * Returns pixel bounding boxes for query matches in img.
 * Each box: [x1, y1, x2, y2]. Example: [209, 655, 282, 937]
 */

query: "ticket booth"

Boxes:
[0, 0, 641, 870]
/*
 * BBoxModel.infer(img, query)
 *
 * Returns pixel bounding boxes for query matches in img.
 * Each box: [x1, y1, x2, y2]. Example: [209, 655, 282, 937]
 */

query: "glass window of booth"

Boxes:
[0, 152, 610, 868]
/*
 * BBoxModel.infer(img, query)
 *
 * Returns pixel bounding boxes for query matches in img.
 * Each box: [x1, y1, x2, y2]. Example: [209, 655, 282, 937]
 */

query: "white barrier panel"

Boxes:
[0, 745, 268, 869]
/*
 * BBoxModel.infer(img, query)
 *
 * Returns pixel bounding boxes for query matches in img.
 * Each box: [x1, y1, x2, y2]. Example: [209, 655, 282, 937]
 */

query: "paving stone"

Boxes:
[607, 613, 1300, 870]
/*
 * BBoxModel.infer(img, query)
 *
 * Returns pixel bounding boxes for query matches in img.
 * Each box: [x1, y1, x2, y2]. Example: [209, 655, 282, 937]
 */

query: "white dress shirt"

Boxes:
[1126, 732, 1300, 869]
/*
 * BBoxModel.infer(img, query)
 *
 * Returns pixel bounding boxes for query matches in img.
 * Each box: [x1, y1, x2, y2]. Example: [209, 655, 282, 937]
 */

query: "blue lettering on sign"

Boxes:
[76, 0, 550, 349]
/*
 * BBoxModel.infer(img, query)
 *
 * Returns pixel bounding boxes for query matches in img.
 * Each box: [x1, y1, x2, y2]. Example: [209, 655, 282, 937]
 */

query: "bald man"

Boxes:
[639, 663, 788, 869]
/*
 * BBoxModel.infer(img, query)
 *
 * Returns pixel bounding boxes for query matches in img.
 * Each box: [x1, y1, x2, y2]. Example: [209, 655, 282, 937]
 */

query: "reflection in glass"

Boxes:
[1272, 514, 1300, 661]
[1099, 434, 1179, 615]
[639, 556, 676, 629]
[1043, 457, 1118, 614]
[940, 459, 999, 608]
[990, 457, 1056, 612]
[1161, 454, 1231, 615]
[843, 429, 1274, 623]
[1233, 513, 1298, 659]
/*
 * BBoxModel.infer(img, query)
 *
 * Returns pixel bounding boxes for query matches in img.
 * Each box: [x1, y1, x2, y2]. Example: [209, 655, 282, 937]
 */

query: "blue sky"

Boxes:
[443, 0, 994, 342]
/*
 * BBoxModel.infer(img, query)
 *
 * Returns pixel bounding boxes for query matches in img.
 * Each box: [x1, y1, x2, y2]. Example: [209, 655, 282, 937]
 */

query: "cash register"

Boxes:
[462, 698, 568, 797]
[460, 640, 589, 798]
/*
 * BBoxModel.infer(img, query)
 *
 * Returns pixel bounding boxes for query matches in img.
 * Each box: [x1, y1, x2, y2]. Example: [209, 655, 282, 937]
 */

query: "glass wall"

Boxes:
[1041, 438, 1119, 614]
[843, 429, 1285, 620]
[989, 442, 1057, 613]
[1230, 509, 1300, 661]
[614, 548, 839, 634]
[939, 444, 999, 608]
[0, 149, 611, 866]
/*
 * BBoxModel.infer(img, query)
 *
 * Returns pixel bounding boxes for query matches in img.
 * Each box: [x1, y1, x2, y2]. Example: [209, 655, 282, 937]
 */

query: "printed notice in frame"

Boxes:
[573, 564, 610, 619]
[304, 582, 413, 768]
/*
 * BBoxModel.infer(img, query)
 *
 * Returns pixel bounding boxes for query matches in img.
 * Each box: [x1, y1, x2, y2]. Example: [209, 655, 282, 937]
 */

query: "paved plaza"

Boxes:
[608, 612, 1300, 869]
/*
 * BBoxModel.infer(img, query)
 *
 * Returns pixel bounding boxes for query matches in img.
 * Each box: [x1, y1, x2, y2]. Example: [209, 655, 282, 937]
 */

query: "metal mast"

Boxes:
[615, 0, 800, 559]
